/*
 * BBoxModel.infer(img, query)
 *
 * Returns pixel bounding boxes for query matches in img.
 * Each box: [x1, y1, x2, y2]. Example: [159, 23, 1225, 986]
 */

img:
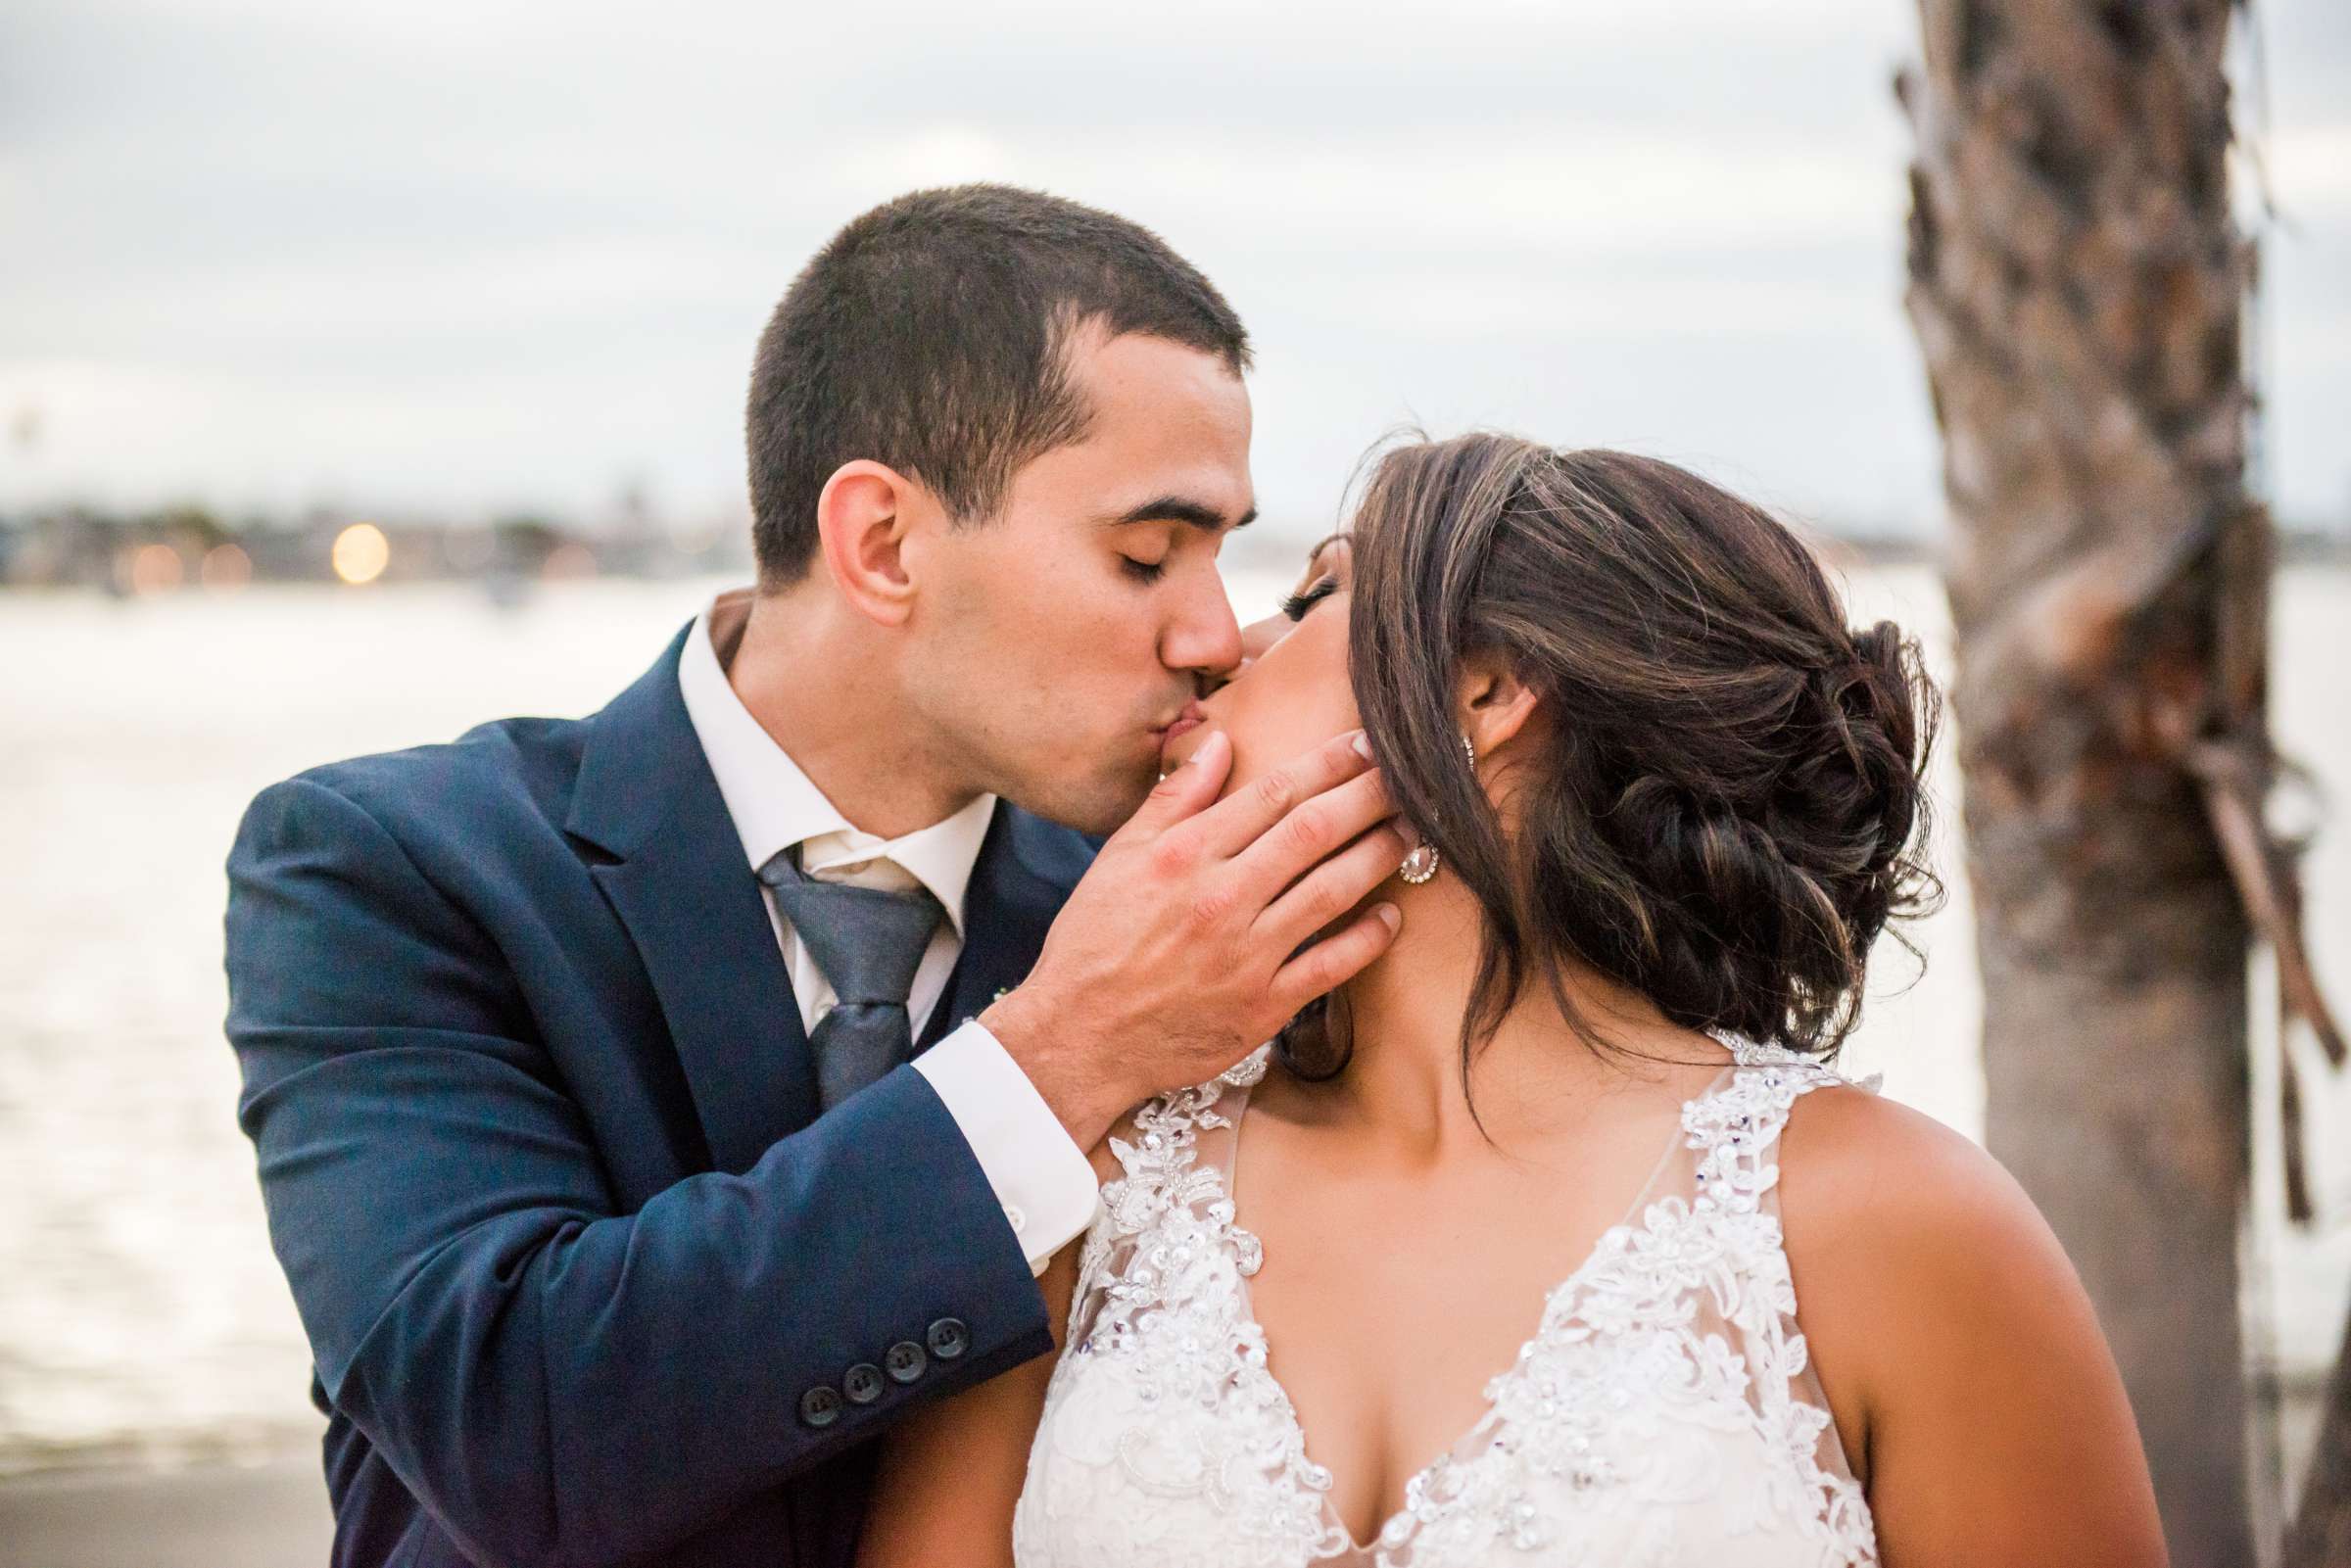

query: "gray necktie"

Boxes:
[757, 847, 945, 1111]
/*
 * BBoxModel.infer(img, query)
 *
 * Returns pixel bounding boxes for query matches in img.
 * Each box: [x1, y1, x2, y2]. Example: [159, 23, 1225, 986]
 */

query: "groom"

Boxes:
[224, 184, 1409, 1568]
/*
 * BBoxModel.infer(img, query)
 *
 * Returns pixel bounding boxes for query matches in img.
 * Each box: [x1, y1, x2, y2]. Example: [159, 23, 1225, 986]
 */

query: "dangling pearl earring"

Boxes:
[1397, 732, 1477, 885]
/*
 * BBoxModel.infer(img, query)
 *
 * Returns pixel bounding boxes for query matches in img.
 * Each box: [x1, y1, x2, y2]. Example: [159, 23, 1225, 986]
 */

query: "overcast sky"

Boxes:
[3, 0, 2345, 540]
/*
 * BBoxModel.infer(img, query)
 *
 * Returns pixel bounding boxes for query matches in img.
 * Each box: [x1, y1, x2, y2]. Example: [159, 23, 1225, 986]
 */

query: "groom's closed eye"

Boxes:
[1102, 495, 1257, 586]
[1120, 551, 1170, 584]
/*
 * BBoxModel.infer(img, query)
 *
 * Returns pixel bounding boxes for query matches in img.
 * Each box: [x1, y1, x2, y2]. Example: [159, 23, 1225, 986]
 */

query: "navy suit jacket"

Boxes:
[224, 626, 1096, 1568]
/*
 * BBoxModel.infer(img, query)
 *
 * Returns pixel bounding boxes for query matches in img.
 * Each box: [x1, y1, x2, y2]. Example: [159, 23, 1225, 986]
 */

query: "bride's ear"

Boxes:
[1456, 652, 1541, 761]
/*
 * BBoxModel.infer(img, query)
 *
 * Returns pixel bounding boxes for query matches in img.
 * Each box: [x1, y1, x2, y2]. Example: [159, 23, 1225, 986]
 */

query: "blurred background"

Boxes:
[1, 2, 2345, 1564]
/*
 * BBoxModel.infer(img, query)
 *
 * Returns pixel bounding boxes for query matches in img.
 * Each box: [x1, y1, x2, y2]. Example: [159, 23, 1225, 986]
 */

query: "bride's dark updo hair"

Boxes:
[1284, 434, 1941, 1081]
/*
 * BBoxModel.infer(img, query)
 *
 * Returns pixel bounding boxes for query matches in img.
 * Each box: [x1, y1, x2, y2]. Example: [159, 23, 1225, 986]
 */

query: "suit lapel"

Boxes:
[569, 626, 819, 1173]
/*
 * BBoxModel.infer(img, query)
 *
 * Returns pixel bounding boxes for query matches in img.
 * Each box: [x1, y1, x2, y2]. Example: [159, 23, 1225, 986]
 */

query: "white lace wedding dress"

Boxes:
[1011, 1038, 1878, 1567]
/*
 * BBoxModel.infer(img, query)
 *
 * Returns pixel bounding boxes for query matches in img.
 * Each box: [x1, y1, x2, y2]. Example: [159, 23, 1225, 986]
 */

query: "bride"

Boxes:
[857, 435, 2166, 1566]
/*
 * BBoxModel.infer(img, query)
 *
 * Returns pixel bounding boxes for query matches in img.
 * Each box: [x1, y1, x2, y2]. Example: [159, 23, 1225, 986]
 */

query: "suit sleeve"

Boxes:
[224, 776, 1054, 1568]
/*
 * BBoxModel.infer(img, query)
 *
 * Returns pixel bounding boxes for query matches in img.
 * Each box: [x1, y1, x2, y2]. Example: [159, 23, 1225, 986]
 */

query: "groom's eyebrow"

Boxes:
[1100, 496, 1257, 533]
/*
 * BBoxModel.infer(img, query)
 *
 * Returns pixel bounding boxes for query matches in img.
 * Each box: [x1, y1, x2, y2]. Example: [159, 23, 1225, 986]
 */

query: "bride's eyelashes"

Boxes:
[1280, 578, 1337, 621]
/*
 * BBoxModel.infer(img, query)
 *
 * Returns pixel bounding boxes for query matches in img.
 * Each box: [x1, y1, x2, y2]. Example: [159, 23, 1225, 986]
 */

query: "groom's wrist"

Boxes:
[980, 986, 1128, 1150]
[915, 1023, 1100, 1274]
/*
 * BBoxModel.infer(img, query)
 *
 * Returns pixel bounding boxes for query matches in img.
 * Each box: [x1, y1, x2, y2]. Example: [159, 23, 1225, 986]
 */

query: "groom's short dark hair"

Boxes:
[744, 184, 1251, 584]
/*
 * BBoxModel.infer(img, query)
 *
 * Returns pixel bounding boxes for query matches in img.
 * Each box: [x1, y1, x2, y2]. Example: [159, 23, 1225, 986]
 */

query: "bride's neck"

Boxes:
[1319, 878, 1702, 1152]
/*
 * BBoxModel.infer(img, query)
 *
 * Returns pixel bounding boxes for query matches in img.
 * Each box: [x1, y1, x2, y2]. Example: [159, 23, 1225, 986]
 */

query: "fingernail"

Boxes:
[1374, 903, 1401, 931]
[1349, 730, 1373, 761]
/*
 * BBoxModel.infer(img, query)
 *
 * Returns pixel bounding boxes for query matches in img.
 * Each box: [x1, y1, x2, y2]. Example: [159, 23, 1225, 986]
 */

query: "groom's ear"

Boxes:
[813, 460, 922, 627]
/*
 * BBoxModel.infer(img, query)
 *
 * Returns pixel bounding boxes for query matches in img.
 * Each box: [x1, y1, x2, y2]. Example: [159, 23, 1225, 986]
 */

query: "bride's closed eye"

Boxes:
[1280, 578, 1338, 622]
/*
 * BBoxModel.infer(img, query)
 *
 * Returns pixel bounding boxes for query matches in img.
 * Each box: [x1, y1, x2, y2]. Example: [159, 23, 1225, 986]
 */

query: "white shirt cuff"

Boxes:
[915, 1021, 1100, 1277]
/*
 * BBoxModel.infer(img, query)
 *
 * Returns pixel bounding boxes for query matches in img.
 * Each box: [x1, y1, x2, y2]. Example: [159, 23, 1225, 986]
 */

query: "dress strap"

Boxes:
[1684, 1040, 1859, 1213]
[1103, 1047, 1267, 1189]
[1065, 1047, 1271, 1352]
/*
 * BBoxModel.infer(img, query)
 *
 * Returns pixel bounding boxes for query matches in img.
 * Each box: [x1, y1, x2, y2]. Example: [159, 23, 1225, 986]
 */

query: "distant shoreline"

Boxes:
[7, 511, 2348, 595]
[0, 1419, 323, 1485]
[2281, 532, 2351, 566]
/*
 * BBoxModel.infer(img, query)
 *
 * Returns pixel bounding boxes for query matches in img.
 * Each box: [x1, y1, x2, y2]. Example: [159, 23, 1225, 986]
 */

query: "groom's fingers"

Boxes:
[1268, 902, 1404, 1018]
[1194, 729, 1380, 862]
[1120, 730, 1231, 842]
[1224, 763, 1397, 906]
[1256, 819, 1413, 953]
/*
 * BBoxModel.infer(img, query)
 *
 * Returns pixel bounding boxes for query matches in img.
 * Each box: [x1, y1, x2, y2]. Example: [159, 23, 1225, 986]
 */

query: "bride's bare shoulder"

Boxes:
[1775, 1077, 2053, 1274]
[1775, 1078, 2084, 1346]
[1767, 1079, 2162, 1556]
[1773, 1075, 2145, 1501]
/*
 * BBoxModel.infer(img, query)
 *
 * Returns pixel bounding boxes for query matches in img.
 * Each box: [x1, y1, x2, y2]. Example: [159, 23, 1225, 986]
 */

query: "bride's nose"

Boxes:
[1200, 606, 1296, 694]
[1235, 608, 1290, 665]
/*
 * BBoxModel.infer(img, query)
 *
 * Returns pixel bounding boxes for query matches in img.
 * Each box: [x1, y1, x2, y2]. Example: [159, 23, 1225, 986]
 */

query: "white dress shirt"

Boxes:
[678, 591, 1097, 1275]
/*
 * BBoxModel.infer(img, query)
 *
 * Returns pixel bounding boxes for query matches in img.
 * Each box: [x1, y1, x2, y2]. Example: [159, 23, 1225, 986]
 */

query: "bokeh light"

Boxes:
[542, 542, 599, 581]
[199, 543, 252, 591]
[122, 543, 184, 595]
[331, 523, 390, 586]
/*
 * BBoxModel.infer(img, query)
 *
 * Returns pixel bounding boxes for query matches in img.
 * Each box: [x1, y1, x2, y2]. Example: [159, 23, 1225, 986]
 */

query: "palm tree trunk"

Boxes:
[1900, 3, 2262, 1562]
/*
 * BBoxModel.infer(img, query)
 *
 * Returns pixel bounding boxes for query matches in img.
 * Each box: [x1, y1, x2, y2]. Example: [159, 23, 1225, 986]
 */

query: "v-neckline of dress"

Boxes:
[1218, 1055, 1742, 1558]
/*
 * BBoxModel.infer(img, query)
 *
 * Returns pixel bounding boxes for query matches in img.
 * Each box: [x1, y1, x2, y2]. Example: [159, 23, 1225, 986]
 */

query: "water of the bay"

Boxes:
[2, 564, 2346, 1488]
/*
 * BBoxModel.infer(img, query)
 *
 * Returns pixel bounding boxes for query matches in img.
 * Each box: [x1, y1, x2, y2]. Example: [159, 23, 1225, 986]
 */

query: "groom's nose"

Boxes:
[1160, 570, 1244, 686]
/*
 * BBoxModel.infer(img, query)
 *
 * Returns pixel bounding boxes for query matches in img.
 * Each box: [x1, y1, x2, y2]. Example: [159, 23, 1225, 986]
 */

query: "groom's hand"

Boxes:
[982, 728, 1409, 1149]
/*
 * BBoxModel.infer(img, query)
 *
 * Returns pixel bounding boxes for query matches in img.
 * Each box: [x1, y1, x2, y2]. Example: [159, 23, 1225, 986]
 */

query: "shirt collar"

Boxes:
[677, 590, 996, 936]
